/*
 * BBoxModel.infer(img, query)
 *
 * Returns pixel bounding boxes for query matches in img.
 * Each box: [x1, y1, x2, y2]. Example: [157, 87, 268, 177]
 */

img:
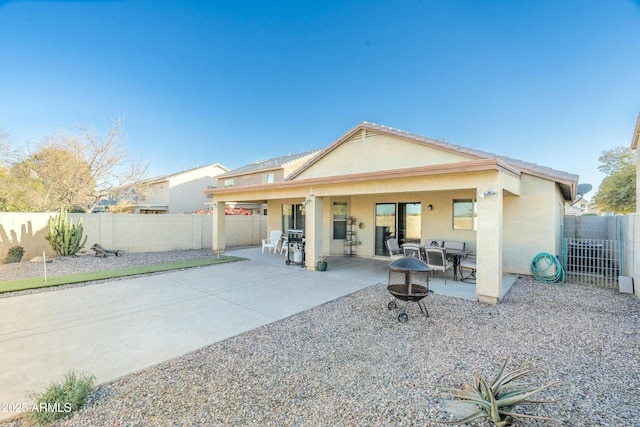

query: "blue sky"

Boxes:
[1, 0, 639, 198]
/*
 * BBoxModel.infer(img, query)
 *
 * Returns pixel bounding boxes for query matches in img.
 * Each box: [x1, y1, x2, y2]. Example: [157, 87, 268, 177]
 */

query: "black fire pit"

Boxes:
[387, 257, 432, 322]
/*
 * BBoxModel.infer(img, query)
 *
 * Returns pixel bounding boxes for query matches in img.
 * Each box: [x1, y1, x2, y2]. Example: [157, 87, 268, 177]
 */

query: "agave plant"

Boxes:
[5, 246, 25, 263]
[441, 357, 562, 426]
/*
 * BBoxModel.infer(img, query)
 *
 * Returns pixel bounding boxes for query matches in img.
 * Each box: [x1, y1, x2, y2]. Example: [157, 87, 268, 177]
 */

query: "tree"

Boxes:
[0, 119, 149, 212]
[72, 118, 150, 212]
[10, 145, 94, 211]
[0, 128, 17, 167]
[0, 167, 49, 212]
[592, 146, 636, 214]
[0, 128, 20, 211]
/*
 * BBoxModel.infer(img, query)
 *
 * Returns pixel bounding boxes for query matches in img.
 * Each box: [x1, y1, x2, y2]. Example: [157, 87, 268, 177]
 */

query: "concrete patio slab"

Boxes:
[0, 247, 516, 421]
[0, 252, 378, 420]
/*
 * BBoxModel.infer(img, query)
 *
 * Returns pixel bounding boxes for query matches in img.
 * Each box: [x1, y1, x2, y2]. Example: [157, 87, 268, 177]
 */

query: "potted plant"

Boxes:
[317, 255, 328, 271]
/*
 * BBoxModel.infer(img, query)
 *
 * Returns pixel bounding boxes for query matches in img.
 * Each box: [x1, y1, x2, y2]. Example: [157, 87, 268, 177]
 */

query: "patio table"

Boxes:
[442, 248, 471, 281]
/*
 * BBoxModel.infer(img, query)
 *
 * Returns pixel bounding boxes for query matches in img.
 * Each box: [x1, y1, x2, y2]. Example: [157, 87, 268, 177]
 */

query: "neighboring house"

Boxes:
[631, 112, 640, 213]
[565, 204, 582, 216]
[566, 198, 593, 216]
[206, 122, 578, 304]
[213, 150, 321, 214]
[576, 198, 593, 214]
[136, 163, 228, 214]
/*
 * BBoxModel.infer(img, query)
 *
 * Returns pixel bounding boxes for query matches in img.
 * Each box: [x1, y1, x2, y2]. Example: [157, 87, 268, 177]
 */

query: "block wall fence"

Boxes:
[0, 213, 267, 261]
[563, 214, 639, 297]
[1, 211, 638, 298]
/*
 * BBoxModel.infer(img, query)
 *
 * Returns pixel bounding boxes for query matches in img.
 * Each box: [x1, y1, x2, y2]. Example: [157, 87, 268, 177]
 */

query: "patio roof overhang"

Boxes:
[205, 158, 527, 203]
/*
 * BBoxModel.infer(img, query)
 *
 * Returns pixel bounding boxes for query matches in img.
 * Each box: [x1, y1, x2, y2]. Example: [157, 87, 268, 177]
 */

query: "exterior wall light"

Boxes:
[427, 204, 433, 211]
[478, 189, 496, 198]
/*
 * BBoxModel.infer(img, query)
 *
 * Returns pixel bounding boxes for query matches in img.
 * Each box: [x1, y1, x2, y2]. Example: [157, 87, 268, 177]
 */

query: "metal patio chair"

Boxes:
[402, 243, 424, 260]
[424, 247, 454, 285]
[460, 254, 477, 283]
[386, 238, 403, 261]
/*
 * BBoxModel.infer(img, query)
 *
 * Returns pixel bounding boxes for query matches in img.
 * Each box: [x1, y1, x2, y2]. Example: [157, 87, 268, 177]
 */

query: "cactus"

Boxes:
[44, 209, 88, 256]
[4, 246, 25, 263]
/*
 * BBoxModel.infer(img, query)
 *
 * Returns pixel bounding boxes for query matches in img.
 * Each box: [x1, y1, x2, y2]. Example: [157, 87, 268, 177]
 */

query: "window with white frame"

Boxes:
[333, 202, 348, 239]
[452, 199, 477, 230]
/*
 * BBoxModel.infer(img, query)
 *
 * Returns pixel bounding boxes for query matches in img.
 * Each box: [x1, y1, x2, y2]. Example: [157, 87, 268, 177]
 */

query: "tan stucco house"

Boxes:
[136, 163, 228, 214]
[206, 122, 578, 304]
[213, 150, 321, 214]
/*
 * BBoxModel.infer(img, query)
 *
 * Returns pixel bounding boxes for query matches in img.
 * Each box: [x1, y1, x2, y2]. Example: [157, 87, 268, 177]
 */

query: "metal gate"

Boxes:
[562, 238, 621, 288]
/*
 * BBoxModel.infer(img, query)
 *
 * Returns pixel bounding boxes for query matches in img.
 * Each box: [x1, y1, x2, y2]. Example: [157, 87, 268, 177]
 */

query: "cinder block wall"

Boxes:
[0, 212, 267, 261]
[221, 215, 267, 248]
[563, 216, 575, 238]
[564, 214, 638, 298]
[0, 213, 52, 261]
[564, 215, 620, 240]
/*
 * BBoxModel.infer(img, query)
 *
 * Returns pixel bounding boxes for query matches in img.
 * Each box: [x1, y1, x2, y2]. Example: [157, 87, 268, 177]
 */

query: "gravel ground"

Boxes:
[1, 251, 639, 426]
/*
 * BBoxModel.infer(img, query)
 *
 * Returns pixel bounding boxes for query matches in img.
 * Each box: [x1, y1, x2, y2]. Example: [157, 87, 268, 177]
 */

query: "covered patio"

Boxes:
[210, 169, 527, 305]
[207, 122, 577, 305]
[235, 246, 519, 302]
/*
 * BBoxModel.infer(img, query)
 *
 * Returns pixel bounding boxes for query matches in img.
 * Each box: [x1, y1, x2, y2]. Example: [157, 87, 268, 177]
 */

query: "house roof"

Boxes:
[143, 163, 228, 184]
[287, 122, 578, 200]
[216, 150, 321, 179]
[631, 112, 640, 150]
[209, 158, 522, 197]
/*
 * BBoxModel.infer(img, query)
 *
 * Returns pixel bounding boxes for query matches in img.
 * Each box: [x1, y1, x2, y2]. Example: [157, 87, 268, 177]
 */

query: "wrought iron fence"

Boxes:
[562, 238, 621, 288]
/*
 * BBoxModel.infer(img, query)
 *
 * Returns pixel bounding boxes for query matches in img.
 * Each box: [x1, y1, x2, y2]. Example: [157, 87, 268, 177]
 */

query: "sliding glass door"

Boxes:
[399, 202, 421, 244]
[375, 202, 421, 256]
[375, 203, 396, 256]
[282, 204, 305, 232]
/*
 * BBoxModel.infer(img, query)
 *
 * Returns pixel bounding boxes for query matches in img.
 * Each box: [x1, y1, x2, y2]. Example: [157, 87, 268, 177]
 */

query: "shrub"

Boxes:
[440, 357, 562, 426]
[4, 246, 25, 263]
[28, 370, 95, 424]
[44, 208, 88, 256]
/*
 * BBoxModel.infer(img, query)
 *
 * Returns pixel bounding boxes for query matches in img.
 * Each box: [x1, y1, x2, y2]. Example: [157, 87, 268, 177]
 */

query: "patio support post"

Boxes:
[476, 187, 503, 304]
[212, 201, 226, 254]
[304, 195, 323, 270]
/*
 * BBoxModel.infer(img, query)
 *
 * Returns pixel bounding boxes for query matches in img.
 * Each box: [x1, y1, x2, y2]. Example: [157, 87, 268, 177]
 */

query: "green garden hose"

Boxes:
[530, 252, 565, 284]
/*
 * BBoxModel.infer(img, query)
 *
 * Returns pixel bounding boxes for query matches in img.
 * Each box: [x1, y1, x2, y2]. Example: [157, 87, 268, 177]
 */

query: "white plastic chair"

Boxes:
[262, 230, 283, 253]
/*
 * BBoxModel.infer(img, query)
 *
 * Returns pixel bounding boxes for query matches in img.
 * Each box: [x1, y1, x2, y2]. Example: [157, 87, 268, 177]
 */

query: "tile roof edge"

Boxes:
[360, 121, 578, 182]
[142, 162, 228, 183]
[217, 150, 323, 178]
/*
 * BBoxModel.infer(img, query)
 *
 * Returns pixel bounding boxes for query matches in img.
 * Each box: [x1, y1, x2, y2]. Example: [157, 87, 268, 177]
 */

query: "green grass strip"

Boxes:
[0, 256, 245, 294]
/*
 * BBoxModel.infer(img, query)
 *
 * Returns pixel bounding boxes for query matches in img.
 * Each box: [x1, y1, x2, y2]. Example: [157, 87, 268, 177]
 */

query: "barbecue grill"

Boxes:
[387, 257, 432, 322]
[285, 229, 305, 266]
